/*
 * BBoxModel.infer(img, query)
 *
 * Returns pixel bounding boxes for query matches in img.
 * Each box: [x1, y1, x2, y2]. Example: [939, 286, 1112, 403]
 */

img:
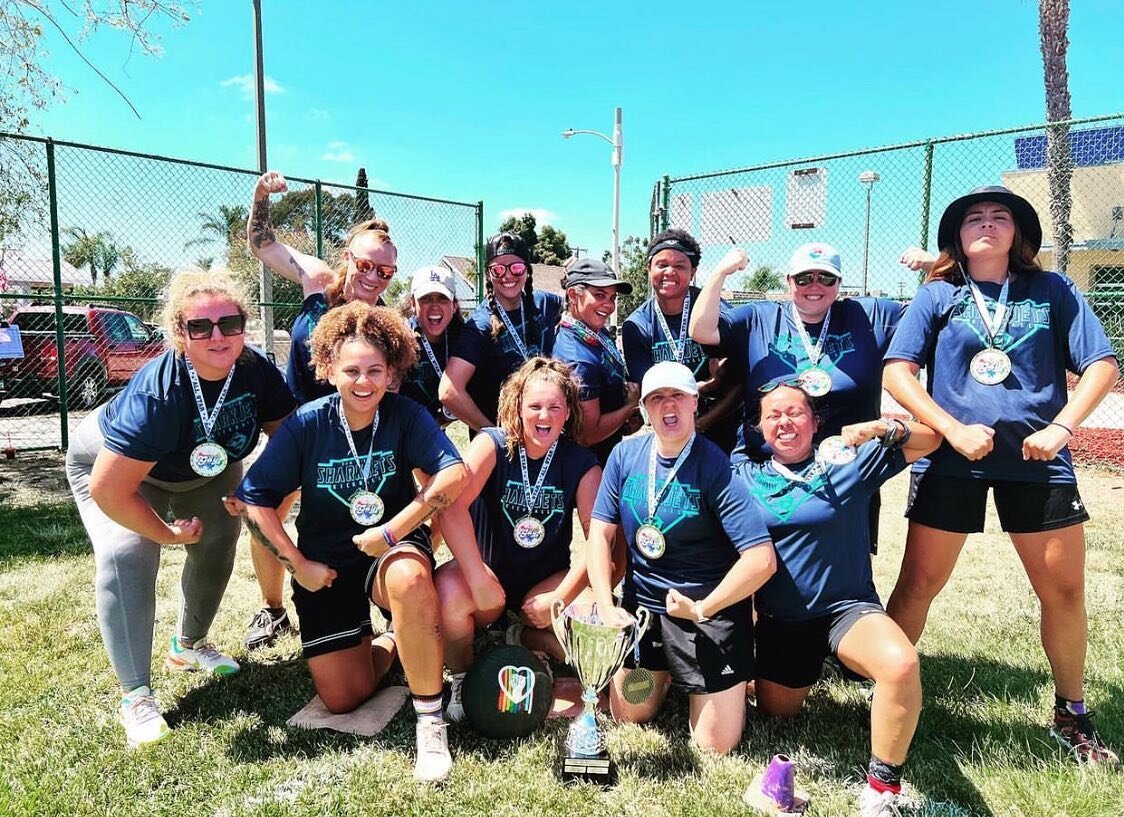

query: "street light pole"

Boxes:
[858, 170, 880, 296]
[563, 107, 624, 321]
[252, 0, 273, 356]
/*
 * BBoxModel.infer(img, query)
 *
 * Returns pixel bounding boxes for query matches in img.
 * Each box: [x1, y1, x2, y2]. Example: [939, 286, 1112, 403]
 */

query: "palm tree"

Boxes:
[62, 227, 119, 286]
[185, 204, 249, 250]
[1039, 0, 1072, 274]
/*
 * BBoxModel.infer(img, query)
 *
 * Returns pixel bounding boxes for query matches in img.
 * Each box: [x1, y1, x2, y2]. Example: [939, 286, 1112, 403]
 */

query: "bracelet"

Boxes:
[877, 419, 898, 448]
[897, 418, 912, 447]
[1049, 421, 1074, 436]
[692, 601, 710, 624]
[381, 525, 398, 549]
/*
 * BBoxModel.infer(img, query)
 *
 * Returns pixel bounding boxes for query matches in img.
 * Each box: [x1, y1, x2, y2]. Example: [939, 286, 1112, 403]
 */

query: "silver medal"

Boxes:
[513, 515, 546, 549]
[799, 367, 833, 397]
[189, 441, 228, 477]
[970, 347, 1012, 386]
[635, 523, 667, 559]
[817, 435, 857, 465]
[349, 490, 384, 526]
[441, 406, 457, 422]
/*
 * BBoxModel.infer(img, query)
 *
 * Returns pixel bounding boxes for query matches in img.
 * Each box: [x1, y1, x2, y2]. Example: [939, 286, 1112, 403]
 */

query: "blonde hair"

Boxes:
[309, 300, 418, 382]
[324, 218, 394, 307]
[160, 266, 252, 354]
[496, 357, 583, 458]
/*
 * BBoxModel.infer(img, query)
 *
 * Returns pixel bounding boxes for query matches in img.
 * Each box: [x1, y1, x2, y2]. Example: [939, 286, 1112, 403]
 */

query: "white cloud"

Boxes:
[499, 207, 560, 226]
[326, 140, 347, 149]
[220, 74, 283, 99]
[308, 108, 331, 121]
[321, 140, 356, 162]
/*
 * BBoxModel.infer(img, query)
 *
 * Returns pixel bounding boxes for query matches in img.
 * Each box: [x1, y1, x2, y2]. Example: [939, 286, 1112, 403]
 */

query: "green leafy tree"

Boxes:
[497, 213, 572, 265]
[740, 265, 781, 292]
[185, 204, 249, 250]
[68, 247, 171, 321]
[498, 213, 539, 257]
[603, 235, 651, 319]
[62, 226, 120, 285]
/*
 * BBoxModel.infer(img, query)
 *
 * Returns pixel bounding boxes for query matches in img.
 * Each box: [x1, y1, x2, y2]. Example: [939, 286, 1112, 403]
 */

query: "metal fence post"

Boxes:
[46, 139, 70, 450]
[919, 141, 934, 252]
[661, 175, 671, 232]
[476, 201, 485, 304]
[315, 180, 324, 259]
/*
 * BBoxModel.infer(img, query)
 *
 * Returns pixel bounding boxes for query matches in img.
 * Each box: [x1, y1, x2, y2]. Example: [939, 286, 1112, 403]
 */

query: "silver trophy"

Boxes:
[550, 600, 650, 784]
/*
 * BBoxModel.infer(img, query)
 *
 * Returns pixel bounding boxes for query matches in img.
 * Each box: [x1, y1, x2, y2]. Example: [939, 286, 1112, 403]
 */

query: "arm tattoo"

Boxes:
[249, 198, 276, 250]
[407, 491, 452, 529]
[244, 515, 296, 575]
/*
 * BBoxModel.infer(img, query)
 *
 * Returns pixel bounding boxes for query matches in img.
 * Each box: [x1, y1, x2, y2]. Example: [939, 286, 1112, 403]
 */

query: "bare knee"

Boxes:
[1036, 580, 1085, 612]
[875, 646, 921, 690]
[382, 556, 436, 606]
[318, 685, 367, 714]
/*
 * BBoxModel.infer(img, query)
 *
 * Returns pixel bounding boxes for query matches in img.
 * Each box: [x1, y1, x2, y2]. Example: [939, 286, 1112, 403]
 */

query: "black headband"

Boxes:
[647, 239, 699, 265]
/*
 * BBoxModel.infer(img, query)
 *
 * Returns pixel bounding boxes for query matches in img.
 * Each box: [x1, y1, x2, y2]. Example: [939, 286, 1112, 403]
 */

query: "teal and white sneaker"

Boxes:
[165, 636, 240, 676]
[119, 686, 171, 748]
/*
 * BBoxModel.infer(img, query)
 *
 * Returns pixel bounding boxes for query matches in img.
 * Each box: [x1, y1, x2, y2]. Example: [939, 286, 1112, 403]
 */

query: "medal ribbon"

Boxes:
[654, 290, 692, 363]
[518, 440, 559, 515]
[184, 356, 235, 443]
[967, 275, 1011, 348]
[789, 303, 833, 367]
[560, 316, 628, 378]
[418, 331, 446, 380]
[338, 399, 380, 491]
[497, 300, 530, 360]
[769, 456, 827, 484]
[646, 433, 697, 523]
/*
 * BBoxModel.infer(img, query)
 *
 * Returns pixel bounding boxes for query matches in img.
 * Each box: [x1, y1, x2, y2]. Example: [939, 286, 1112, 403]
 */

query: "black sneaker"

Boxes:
[1050, 708, 1121, 769]
[244, 607, 292, 650]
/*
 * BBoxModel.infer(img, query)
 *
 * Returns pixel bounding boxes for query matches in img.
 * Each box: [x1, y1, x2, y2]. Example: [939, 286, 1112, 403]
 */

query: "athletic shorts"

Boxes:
[868, 489, 881, 555]
[755, 601, 885, 689]
[623, 599, 754, 695]
[906, 472, 1090, 534]
[294, 529, 434, 659]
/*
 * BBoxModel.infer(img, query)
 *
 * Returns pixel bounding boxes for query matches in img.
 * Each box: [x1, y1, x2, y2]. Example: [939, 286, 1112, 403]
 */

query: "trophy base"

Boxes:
[561, 754, 616, 786]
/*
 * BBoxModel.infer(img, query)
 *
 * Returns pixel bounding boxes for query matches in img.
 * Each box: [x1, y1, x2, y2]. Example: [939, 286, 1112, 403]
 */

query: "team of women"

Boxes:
[65, 174, 1121, 815]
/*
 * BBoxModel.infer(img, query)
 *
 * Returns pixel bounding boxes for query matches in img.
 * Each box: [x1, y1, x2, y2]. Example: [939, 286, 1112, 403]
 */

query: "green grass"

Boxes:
[1, 453, 1122, 816]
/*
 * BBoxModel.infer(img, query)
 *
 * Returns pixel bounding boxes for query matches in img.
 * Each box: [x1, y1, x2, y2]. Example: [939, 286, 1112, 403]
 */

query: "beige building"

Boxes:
[1002, 162, 1124, 291]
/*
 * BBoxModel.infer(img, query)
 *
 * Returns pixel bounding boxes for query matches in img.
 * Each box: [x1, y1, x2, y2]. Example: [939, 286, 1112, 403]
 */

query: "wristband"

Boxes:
[382, 525, 398, 549]
[1048, 421, 1074, 436]
[692, 601, 710, 624]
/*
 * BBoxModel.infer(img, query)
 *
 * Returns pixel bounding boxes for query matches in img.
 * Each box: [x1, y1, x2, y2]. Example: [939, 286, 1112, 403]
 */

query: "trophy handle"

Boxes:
[550, 597, 571, 664]
[631, 606, 651, 649]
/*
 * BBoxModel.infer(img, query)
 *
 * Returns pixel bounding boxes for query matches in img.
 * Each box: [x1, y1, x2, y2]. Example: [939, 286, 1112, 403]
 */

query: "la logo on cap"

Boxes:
[430, 271, 441, 282]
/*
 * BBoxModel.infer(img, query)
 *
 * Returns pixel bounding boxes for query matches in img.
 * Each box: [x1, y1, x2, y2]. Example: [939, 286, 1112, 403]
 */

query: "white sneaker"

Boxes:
[859, 786, 905, 817]
[446, 673, 466, 724]
[119, 686, 171, 748]
[414, 718, 452, 783]
[165, 636, 240, 676]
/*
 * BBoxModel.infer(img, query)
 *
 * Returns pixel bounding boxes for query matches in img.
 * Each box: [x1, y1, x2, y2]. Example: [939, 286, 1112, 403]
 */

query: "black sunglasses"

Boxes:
[790, 271, 840, 287]
[184, 314, 246, 340]
[758, 377, 806, 394]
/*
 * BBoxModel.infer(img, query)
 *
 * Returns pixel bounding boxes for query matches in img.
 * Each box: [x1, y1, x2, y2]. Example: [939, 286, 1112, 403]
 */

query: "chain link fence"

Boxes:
[0, 133, 484, 453]
[653, 113, 1124, 469]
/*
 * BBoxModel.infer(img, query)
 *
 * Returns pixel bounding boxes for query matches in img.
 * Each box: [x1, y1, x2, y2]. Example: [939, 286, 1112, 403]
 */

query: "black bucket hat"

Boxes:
[937, 185, 1042, 254]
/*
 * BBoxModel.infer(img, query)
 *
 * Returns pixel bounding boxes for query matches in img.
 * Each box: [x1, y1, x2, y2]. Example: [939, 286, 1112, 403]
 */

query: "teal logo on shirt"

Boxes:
[500, 480, 565, 527]
[769, 332, 855, 375]
[652, 338, 707, 377]
[951, 295, 1050, 353]
[620, 474, 700, 533]
[316, 450, 397, 508]
[748, 468, 827, 522]
[193, 393, 257, 457]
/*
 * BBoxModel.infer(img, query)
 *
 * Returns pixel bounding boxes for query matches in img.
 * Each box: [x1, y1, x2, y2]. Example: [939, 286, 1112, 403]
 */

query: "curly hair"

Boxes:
[160, 265, 253, 355]
[496, 357, 584, 459]
[926, 210, 1041, 285]
[324, 217, 395, 308]
[309, 300, 418, 382]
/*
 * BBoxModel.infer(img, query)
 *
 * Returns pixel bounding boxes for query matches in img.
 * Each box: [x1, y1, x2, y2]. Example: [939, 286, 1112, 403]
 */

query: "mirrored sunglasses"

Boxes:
[790, 271, 840, 288]
[184, 314, 246, 340]
[352, 257, 397, 280]
[488, 261, 528, 279]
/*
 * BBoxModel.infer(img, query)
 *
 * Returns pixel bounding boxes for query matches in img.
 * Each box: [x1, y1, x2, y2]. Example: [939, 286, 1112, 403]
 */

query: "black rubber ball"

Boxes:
[462, 645, 552, 739]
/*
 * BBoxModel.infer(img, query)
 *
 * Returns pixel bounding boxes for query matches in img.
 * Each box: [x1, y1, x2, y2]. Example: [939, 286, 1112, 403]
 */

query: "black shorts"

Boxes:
[362, 530, 437, 618]
[868, 489, 881, 555]
[755, 601, 885, 689]
[906, 471, 1090, 534]
[624, 599, 754, 695]
[294, 530, 434, 659]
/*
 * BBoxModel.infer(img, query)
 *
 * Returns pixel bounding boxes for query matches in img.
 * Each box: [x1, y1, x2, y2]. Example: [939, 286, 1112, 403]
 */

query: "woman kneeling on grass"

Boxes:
[235, 301, 468, 783]
[65, 268, 296, 748]
[586, 361, 776, 754]
[435, 357, 605, 722]
[734, 380, 940, 817]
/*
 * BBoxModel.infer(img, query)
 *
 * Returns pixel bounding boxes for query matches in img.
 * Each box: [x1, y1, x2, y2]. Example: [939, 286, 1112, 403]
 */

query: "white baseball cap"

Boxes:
[410, 265, 456, 300]
[641, 361, 699, 403]
[788, 243, 842, 277]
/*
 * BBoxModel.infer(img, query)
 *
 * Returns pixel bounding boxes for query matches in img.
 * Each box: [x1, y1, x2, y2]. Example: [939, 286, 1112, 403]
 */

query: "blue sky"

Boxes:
[20, 0, 1124, 283]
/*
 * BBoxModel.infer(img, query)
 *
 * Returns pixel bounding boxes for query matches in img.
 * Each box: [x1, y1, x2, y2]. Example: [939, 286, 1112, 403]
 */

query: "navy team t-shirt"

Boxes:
[236, 391, 462, 569]
[286, 292, 332, 404]
[99, 347, 295, 483]
[401, 317, 462, 425]
[716, 297, 902, 462]
[472, 427, 599, 594]
[450, 291, 563, 424]
[885, 272, 1114, 483]
[553, 323, 627, 465]
[592, 432, 771, 613]
[736, 443, 905, 620]
[622, 286, 740, 453]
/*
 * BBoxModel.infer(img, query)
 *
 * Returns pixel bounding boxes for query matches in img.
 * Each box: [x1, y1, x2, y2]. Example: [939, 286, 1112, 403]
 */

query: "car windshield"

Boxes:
[12, 313, 89, 333]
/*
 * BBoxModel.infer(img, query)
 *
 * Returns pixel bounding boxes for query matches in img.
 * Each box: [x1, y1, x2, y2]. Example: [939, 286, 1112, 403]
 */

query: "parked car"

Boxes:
[0, 305, 166, 409]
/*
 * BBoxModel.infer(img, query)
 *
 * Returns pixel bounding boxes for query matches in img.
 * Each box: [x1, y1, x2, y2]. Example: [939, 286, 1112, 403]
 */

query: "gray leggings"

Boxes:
[66, 410, 243, 692]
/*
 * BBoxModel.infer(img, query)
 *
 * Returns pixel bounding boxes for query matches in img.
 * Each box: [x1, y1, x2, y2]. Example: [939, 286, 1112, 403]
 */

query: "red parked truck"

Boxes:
[0, 305, 166, 409]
